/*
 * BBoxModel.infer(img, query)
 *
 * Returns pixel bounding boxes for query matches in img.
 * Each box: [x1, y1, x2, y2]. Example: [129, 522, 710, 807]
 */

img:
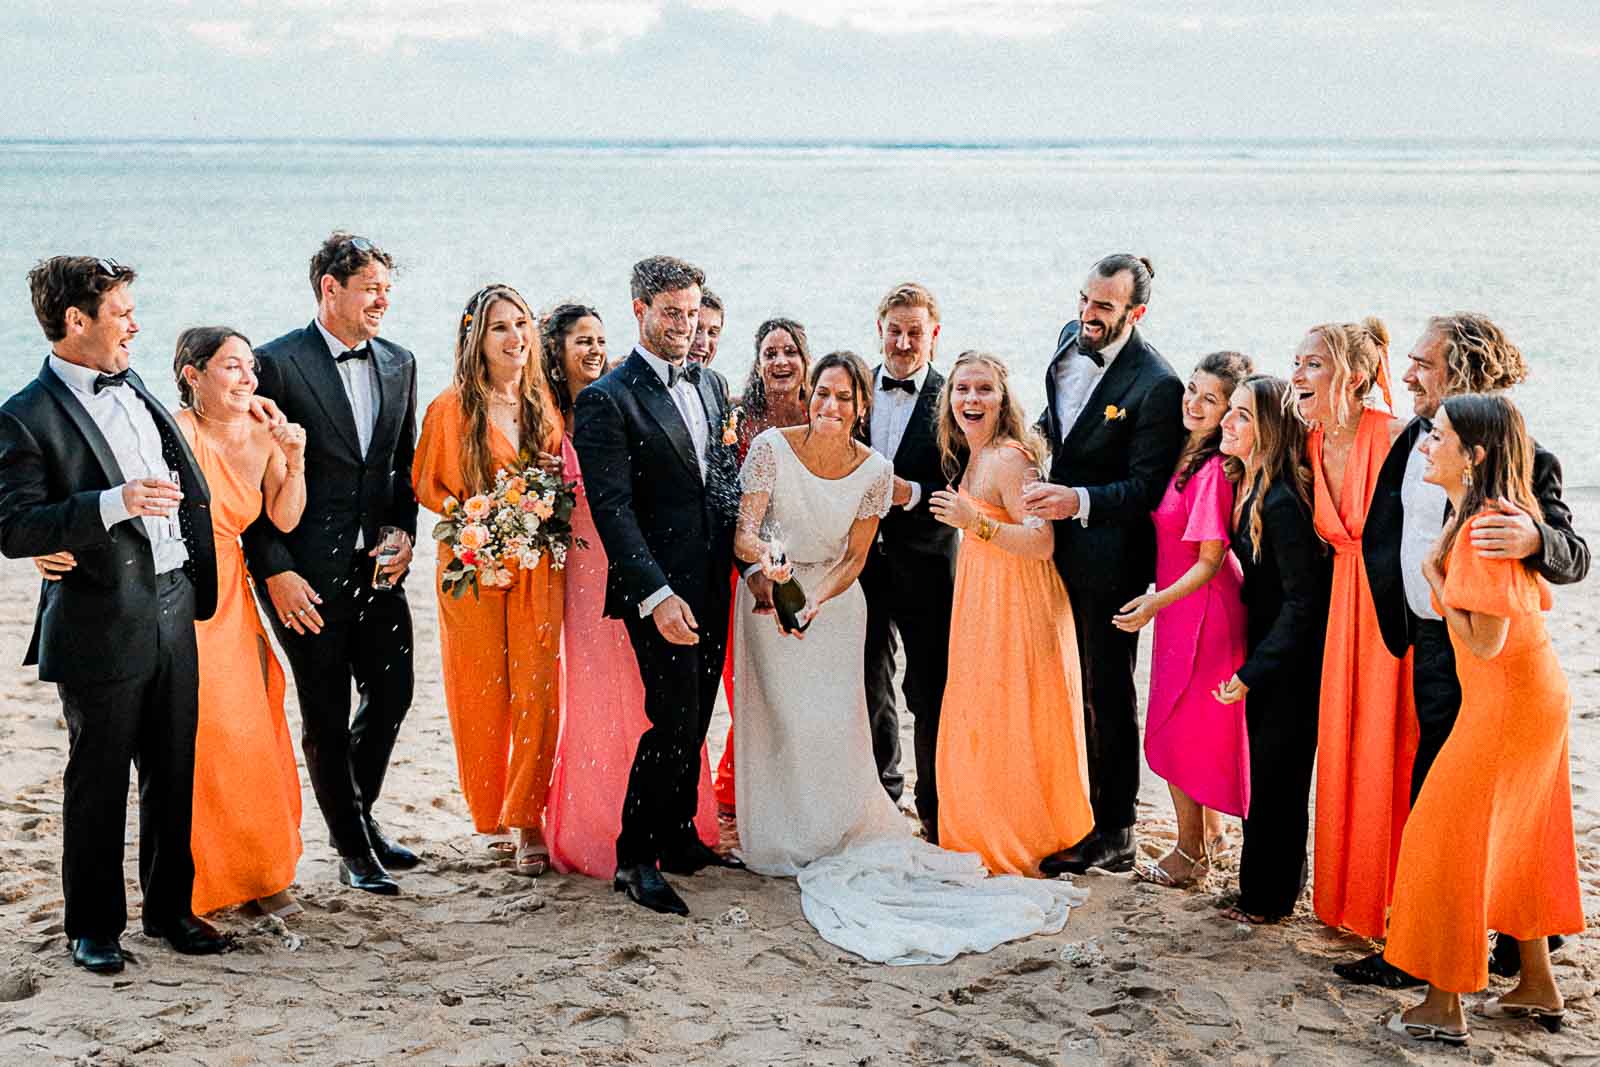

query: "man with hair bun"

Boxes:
[1335, 313, 1589, 988]
[1023, 253, 1184, 876]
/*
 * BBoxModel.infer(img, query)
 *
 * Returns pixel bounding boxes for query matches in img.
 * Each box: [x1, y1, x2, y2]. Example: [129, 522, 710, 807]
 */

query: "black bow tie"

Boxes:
[667, 362, 701, 388]
[92, 369, 131, 394]
[1076, 343, 1105, 369]
[335, 345, 371, 364]
[880, 376, 917, 395]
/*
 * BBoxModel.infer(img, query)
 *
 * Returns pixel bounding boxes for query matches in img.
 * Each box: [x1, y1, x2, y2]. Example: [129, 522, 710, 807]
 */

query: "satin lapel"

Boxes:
[34, 360, 131, 497]
[126, 371, 210, 507]
[367, 340, 405, 462]
[624, 352, 699, 479]
[694, 366, 723, 437]
[895, 366, 944, 463]
[1063, 330, 1145, 453]
[286, 324, 362, 457]
[1043, 320, 1080, 445]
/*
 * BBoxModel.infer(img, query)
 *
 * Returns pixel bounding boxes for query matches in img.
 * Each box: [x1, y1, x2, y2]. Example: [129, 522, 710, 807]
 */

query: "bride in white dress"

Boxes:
[733, 352, 1087, 966]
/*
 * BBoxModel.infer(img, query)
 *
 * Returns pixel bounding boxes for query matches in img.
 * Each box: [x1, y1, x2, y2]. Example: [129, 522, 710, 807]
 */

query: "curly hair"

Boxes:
[741, 318, 811, 421]
[1426, 313, 1530, 397]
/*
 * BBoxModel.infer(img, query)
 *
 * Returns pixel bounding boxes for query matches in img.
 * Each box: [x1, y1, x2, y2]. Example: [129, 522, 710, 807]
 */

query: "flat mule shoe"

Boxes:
[1385, 1012, 1469, 1046]
[1475, 997, 1565, 1032]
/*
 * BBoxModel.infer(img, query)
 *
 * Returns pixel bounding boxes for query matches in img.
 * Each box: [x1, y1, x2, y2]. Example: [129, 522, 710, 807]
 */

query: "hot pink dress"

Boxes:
[544, 436, 718, 877]
[1143, 455, 1250, 816]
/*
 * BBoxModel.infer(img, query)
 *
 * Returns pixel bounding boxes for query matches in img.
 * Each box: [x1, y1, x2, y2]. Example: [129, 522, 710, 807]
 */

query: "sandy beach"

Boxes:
[1, 494, 1596, 1066]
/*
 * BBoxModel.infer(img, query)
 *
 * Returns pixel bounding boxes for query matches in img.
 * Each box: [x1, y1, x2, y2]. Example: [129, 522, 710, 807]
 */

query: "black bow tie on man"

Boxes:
[880, 375, 917, 394]
[335, 345, 371, 364]
[92, 369, 131, 394]
[1077, 343, 1106, 369]
[667, 361, 702, 388]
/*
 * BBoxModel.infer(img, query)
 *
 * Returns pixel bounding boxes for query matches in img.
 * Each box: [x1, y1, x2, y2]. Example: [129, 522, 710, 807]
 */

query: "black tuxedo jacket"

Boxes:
[0, 361, 217, 685]
[1364, 416, 1589, 658]
[573, 350, 738, 620]
[864, 364, 961, 560]
[1039, 322, 1184, 598]
[242, 322, 418, 604]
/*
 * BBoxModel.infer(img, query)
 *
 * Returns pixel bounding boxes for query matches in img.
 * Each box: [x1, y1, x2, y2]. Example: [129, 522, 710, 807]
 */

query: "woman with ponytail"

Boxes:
[1288, 317, 1414, 939]
[412, 284, 565, 875]
[1214, 375, 1331, 923]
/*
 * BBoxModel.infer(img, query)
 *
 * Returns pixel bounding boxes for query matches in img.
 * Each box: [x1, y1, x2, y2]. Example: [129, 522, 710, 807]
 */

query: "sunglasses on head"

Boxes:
[337, 236, 376, 255]
[94, 257, 123, 277]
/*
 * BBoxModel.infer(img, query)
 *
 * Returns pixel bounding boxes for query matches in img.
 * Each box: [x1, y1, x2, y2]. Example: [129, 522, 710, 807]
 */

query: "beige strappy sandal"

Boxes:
[1133, 844, 1211, 889]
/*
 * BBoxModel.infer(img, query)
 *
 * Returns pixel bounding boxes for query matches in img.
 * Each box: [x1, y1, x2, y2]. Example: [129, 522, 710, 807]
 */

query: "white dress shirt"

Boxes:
[636, 344, 712, 617]
[1050, 327, 1132, 526]
[48, 354, 188, 574]
[870, 363, 930, 510]
[1400, 428, 1448, 620]
[314, 318, 381, 549]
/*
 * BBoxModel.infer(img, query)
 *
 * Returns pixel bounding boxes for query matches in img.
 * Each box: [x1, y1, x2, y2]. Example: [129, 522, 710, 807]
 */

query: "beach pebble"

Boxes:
[1060, 940, 1106, 968]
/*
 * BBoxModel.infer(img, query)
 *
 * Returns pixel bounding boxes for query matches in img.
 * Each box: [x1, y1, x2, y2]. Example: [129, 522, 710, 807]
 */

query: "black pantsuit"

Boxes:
[1231, 482, 1331, 920]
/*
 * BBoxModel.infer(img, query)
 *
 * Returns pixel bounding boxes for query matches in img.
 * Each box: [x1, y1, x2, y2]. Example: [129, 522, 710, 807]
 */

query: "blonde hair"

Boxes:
[935, 351, 1045, 481]
[1302, 316, 1393, 429]
[876, 281, 941, 324]
[1425, 313, 1530, 397]
[453, 284, 557, 495]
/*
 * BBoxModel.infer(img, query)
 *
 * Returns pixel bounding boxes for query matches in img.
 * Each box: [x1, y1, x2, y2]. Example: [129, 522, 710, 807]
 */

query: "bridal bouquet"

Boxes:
[434, 460, 584, 598]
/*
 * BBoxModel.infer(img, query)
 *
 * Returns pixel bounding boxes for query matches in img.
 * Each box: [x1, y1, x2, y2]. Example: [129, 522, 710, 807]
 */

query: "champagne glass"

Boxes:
[165, 468, 184, 541]
[372, 526, 405, 590]
[1020, 466, 1045, 530]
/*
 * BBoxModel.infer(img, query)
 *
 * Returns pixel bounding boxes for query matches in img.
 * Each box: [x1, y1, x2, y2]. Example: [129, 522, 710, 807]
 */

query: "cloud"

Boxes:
[688, 0, 1101, 37]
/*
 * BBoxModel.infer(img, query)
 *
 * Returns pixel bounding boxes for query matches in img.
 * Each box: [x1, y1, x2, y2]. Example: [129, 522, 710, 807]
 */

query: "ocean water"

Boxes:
[2, 139, 1596, 483]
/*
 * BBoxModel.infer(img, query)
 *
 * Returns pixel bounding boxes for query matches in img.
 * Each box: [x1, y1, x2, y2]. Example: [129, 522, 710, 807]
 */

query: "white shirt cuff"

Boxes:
[1073, 487, 1092, 527]
[903, 482, 922, 510]
[639, 584, 673, 617]
[100, 486, 133, 530]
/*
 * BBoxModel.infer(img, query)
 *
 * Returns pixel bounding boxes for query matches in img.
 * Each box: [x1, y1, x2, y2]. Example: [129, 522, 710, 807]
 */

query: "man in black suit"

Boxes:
[573, 255, 745, 917]
[0, 256, 229, 973]
[1336, 312, 1589, 987]
[858, 282, 958, 842]
[242, 233, 419, 896]
[1024, 254, 1185, 875]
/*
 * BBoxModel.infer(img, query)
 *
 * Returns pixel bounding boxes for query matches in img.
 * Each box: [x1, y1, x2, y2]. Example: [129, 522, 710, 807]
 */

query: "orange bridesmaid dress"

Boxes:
[180, 412, 303, 914]
[412, 387, 564, 835]
[1309, 407, 1416, 938]
[1384, 527, 1583, 991]
[935, 490, 1095, 876]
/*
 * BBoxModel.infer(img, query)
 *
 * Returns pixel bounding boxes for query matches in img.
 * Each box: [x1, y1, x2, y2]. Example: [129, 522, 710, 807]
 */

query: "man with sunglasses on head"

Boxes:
[242, 233, 420, 896]
[0, 256, 227, 973]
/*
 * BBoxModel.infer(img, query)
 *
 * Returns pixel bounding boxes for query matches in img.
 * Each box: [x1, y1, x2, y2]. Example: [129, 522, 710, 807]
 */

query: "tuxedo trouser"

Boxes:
[1066, 582, 1142, 833]
[59, 569, 199, 940]
[1237, 679, 1319, 919]
[860, 542, 955, 833]
[269, 557, 414, 858]
[618, 602, 728, 869]
[1408, 615, 1462, 806]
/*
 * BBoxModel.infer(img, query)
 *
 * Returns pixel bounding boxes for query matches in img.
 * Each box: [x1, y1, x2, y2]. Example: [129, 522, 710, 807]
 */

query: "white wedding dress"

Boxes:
[733, 429, 1088, 966]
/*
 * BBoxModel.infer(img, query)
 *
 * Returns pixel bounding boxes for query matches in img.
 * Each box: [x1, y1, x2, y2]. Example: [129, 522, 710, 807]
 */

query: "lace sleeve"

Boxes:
[857, 460, 894, 520]
[740, 430, 779, 493]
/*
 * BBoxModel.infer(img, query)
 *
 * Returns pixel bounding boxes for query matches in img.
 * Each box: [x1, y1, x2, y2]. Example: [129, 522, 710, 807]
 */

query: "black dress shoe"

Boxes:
[365, 816, 420, 870]
[71, 936, 125, 974]
[1332, 951, 1423, 988]
[613, 864, 689, 916]
[339, 852, 401, 896]
[1041, 828, 1135, 876]
[1488, 932, 1565, 978]
[142, 914, 233, 956]
[658, 839, 746, 875]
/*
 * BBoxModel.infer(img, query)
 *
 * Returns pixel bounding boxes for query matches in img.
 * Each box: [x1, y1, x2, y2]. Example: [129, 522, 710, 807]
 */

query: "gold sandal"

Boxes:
[1133, 845, 1210, 889]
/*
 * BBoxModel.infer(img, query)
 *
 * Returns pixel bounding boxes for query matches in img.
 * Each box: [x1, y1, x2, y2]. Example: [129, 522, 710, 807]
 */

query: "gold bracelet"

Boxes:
[973, 516, 999, 542]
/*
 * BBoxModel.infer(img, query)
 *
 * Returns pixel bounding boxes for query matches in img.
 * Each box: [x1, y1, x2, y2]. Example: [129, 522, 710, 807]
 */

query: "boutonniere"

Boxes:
[1103, 404, 1127, 423]
[721, 407, 742, 447]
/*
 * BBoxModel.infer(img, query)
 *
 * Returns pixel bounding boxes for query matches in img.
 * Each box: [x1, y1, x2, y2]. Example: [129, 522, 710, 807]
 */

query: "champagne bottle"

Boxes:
[768, 545, 811, 634]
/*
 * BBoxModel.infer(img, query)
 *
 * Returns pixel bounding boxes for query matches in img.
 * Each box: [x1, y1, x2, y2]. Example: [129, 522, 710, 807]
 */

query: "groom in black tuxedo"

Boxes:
[858, 282, 959, 842]
[1335, 312, 1589, 988]
[574, 255, 744, 917]
[0, 256, 228, 973]
[243, 233, 419, 896]
[1025, 254, 1184, 875]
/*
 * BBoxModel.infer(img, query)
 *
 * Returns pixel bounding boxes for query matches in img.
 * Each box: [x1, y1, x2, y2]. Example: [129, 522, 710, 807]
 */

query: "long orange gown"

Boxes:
[935, 492, 1095, 875]
[180, 412, 303, 914]
[412, 387, 564, 834]
[1384, 526, 1583, 992]
[1309, 408, 1416, 938]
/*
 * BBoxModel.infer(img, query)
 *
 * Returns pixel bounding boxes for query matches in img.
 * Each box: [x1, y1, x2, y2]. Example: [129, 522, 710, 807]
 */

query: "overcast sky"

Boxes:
[4, 0, 1598, 142]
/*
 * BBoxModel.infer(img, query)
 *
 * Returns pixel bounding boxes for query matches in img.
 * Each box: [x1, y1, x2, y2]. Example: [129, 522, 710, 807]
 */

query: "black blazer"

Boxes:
[0, 361, 217, 685]
[865, 364, 960, 561]
[1364, 416, 1589, 658]
[1231, 481, 1332, 693]
[241, 322, 418, 603]
[1039, 322, 1184, 598]
[573, 350, 738, 620]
